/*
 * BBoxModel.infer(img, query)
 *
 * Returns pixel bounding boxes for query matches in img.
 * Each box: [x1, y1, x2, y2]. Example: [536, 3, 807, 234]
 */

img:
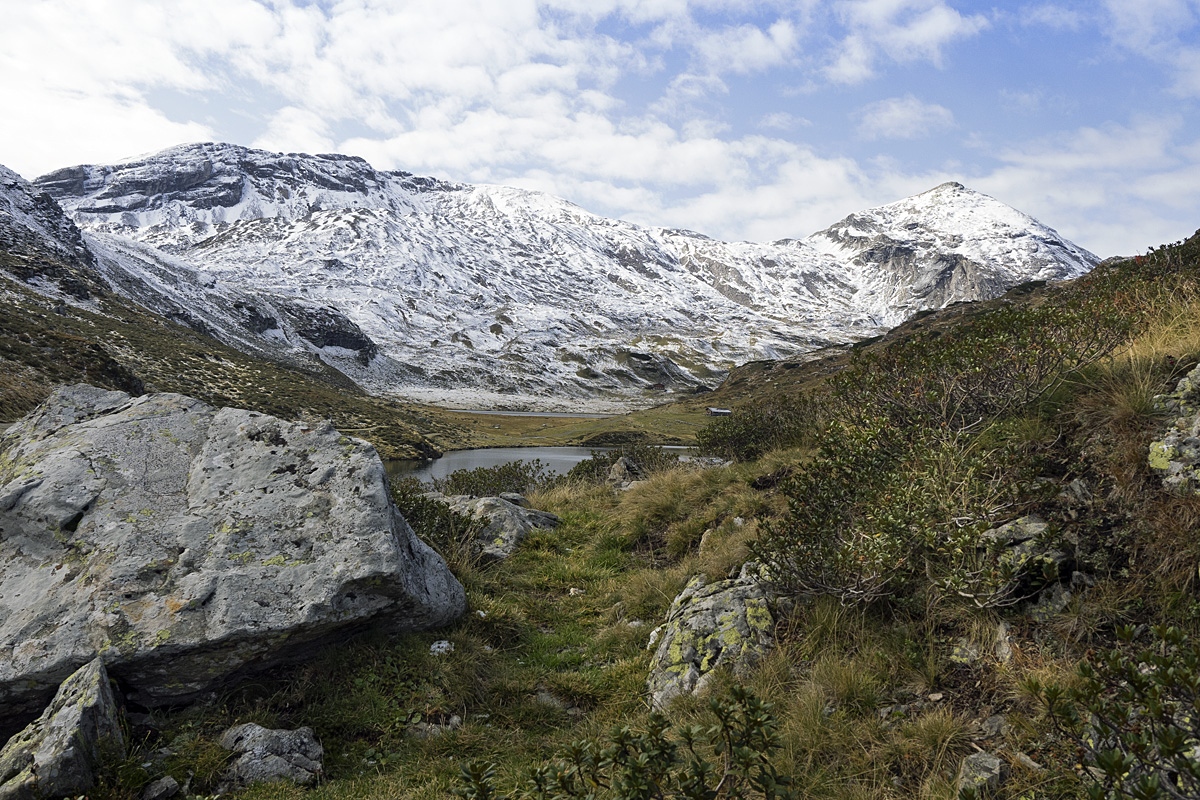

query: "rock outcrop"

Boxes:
[1150, 364, 1200, 493]
[0, 658, 124, 800]
[646, 563, 775, 711]
[0, 385, 465, 733]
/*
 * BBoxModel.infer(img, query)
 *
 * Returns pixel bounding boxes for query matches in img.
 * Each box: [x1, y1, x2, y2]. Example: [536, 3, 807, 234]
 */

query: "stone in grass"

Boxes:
[956, 751, 1008, 796]
[0, 658, 124, 800]
[646, 562, 775, 711]
[432, 493, 560, 559]
[1149, 363, 1200, 494]
[217, 723, 323, 790]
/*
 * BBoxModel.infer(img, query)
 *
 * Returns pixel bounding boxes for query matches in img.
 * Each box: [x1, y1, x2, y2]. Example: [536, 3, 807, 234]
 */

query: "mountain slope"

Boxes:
[33, 143, 1099, 409]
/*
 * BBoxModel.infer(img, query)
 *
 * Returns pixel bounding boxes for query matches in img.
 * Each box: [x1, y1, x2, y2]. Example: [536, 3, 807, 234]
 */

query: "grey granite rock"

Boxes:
[429, 492, 560, 559]
[0, 658, 124, 800]
[647, 563, 775, 711]
[0, 385, 465, 732]
[956, 751, 1008, 796]
[217, 723, 322, 788]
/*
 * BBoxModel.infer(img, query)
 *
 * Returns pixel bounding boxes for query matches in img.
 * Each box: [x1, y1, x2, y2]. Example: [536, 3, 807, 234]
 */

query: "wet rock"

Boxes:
[647, 563, 775, 711]
[0, 658, 124, 800]
[0, 386, 465, 731]
[217, 723, 322, 789]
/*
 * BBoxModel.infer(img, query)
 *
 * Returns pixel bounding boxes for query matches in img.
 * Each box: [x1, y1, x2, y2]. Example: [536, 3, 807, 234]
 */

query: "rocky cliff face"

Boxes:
[28, 144, 1099, 410]
[0, 165, 100, 300]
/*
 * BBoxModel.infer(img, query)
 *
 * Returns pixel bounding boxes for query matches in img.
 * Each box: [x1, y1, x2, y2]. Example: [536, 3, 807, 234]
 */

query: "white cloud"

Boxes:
[758, 112, 811, 130]
[1019, 4, 1087, 31]
[856, 95, 955, 140]
[1101, 0, 1200, 97]
[252, 107, 336, 156]
[826, 0, 990, 83]
[693, 19, 801, 75]
[975, 117, 1199, 255]
[999, 88, 1045, 113]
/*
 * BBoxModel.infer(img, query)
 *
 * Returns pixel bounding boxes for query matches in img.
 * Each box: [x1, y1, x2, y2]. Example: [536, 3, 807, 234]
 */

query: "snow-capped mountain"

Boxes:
[807, 181, 1100, 328]
[25, 143, 1098, 410]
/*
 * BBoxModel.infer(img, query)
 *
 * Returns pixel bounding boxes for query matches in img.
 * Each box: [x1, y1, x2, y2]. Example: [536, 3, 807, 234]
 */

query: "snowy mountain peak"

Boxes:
[22, 144, 1101, 410]
[805, 182, 1098, 327]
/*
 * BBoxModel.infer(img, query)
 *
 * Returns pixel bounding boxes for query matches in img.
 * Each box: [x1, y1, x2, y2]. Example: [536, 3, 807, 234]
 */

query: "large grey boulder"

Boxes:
[1151, 364, 1200, 494]
[217, 723, 322, 789]
[430, 492, 560, 559]
[0, 658, 124, 800]
[646, 563, 775, 711]
[0, 385, 465, 732]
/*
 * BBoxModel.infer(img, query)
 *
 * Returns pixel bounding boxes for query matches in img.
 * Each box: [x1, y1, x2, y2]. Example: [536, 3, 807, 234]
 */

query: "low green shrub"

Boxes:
[696, 393, 825, 462]
[431, 459, 551, 496]
[833, 291, 1136, 433]
[454, 685, 796, 800]
[391, 476, 483, 570]
[1031, 625, 1200, 800]
[561, 444, 681, 484]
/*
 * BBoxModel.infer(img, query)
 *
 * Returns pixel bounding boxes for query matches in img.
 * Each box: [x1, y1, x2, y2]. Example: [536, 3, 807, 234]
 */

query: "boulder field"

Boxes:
[0, 385, 465, 737]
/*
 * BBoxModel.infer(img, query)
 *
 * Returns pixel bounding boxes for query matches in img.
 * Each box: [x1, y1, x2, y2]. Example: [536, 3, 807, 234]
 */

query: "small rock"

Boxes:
[995, 621, 1014, 664]
[927, 692, 944, 702]
[646, 562, 775, 710]
[499, 492, 530, 508]
[1014, 751, 1043, 771]
[535, 691, 566, 710]
[950, 638, 981, 665]
[217, 723, 322, 789]
[407, 715, 462, 740]
[1029, 583, 1072, 622]
[957, 751, 1008, 795]
[606, 457, 646, 490]
[980, 714, 1006, 739]
[1059, 478, 1093, 506]
[433, 493, 560, 559]
[430, 640, 455, 655]
[142, 775, 181, 800]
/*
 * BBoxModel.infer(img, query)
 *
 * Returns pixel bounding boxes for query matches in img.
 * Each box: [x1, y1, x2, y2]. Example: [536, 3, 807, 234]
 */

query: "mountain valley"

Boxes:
[12, 142, 1100, 413]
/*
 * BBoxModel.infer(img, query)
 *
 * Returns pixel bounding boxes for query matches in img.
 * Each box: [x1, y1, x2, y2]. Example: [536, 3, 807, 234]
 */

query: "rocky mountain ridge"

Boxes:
[21, 143, 1099, 410]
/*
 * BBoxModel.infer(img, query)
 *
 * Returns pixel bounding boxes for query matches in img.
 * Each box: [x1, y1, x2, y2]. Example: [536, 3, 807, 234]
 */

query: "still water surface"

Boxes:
[385, 446, 607, 483]
[386, 445, 695, 483]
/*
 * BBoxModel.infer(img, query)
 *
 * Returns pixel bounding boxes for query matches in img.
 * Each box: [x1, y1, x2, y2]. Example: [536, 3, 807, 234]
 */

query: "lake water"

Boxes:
[386, 446, 609, 483]
[386, 445, 695, 484]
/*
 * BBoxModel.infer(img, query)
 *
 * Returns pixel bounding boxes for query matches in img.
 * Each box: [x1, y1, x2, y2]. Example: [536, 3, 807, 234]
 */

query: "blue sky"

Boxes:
[3, 1, 1199, 256]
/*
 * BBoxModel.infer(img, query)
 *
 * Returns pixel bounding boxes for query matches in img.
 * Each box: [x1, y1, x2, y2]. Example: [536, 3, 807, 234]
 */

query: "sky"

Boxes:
[2, 1, 1199, 257]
